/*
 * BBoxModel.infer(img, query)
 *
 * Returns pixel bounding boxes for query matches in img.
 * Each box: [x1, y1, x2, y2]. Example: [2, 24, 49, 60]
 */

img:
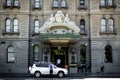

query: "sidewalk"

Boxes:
[68, 73, 120, 78]
[0, 73, 120, 78]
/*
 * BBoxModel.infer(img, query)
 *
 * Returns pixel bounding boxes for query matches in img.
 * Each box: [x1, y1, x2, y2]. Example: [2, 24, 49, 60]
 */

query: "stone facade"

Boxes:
[0, 0, 120, 74]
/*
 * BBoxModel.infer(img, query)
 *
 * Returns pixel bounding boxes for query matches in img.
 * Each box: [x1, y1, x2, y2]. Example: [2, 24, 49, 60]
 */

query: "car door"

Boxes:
[53, 65, 58, 75]
[40, 63, 49, 75]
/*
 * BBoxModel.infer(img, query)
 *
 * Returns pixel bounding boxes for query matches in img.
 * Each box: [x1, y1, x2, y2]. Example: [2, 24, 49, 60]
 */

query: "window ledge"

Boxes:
[80, 30, 87, 35]
[2, 32, 20, 35]
[60, 6, 68, 9]
[32, 5, 41, 10]
[78, 5, 87, 10]
[2, 29, 20, 35]
[3, 3, 21, 9]
[99, 3, 117, 9]
[99, 31, 117, 35]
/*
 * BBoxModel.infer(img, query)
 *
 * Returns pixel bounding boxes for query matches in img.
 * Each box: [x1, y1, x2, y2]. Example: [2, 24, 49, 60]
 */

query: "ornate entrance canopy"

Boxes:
[39, 10, 80, 34]
[39, 10, 80, 41]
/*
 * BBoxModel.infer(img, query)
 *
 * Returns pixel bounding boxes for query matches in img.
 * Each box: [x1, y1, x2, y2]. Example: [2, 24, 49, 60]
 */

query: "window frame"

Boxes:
[80, 19, 85, 31]
[7, 45, 15, 63]
[108, 0, 114, 6]
[80, 0, 85, 5]
[60, 0, 66, 7]
[53, 0, 59, 8]
[101, 18, 107, 32]
[6, 0, 12, 6]
[34, 19, 40, 33]
[33, 45, 39, 61]
[108, 18, 114, 32]
[34, 0, 40, 8]
[13, 18, 19, 32]
[100, 0, 106, 6]
[104, 45, 113, 63]
[5, 18, 11, 32]
[13, 0, 19, 7]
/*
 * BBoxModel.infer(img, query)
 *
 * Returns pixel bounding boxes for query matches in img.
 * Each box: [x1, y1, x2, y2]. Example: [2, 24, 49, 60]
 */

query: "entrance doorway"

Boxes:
[51, 47, 68, 68]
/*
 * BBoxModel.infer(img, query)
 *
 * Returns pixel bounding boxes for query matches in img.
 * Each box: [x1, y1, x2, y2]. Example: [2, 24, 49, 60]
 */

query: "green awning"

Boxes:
[39, 33, 80, 40]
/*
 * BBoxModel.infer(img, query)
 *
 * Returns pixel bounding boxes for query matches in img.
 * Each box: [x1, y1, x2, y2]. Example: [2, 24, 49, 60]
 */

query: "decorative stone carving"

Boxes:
[39, 10, 80, 34]
[55, 10, 64, 23]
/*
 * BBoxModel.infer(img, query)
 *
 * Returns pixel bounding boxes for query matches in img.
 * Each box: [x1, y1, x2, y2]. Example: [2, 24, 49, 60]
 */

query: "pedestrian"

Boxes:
[56, 59, 62, 67]
[49, 63, 53, 77]
[100, 62, 104, 73]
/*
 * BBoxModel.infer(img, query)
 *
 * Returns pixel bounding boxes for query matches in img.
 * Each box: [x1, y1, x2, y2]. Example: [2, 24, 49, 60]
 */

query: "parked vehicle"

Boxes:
[29, 61, 68, 78]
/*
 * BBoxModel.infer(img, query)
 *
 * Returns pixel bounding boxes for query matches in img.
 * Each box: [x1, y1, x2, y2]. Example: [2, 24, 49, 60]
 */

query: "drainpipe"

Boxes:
[89, 0, 91, 72]
[41, 0, 44, 61]
[28, 0, 31, 73]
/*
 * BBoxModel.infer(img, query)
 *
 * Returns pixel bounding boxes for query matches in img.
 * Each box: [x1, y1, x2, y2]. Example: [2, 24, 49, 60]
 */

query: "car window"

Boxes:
[36, 63, 41, 67]
[35, 63, 49, 67]
[41, 63, 49, 67]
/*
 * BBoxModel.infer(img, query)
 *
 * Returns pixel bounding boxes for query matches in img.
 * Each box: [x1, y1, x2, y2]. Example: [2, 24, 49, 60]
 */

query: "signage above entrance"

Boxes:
[39, 10, 80, 34]
[39, 33, 80, 41]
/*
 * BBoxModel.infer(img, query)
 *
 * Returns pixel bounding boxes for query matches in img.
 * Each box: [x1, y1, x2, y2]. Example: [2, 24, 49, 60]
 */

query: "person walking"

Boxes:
[49, 63, 53, 78]
[100, 62, 105, 73]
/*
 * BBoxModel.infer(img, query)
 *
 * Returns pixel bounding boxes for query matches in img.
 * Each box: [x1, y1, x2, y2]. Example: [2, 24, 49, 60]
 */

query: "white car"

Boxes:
[29, 61, 68, 78]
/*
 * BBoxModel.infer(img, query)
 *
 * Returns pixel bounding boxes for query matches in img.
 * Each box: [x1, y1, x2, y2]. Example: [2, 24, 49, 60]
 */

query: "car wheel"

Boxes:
[58, 72, 64, 78]
[34, 71, 41, 78]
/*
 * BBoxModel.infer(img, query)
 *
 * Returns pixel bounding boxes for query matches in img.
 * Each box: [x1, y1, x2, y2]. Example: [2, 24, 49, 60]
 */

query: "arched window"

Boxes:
[109, 18, 114, 32]
[34, 20, 39, 33]
[80, 19, 85, 31]
[5, 18, 11, 32]
[80, 0, 85, 5]
[33, 45, 39, 61]
[80, 45, 86, 64]
[13, 19, 19, 32]
[104, 45, 112, 63]
[101, 18, 107, 32]
[6, 0, 12, 6]
[34, 0, 40, 8]
[108, 0, 113, 6]
[7, 45, 15, 63]
[100, 0, 106, 6]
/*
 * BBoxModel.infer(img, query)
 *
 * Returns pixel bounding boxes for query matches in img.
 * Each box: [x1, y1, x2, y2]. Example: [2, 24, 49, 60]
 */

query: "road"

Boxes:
[0, 76, 120, 80]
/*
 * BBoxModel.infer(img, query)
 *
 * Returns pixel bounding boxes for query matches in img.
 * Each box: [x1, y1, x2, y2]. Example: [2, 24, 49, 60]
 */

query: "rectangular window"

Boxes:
[13, 19, 19, 32]
[7, 46, 15, 63]
[14, 0, 19, 6]
[53, 0, 59, 7]
[8, 53, 15, 62]
[109, 19, 114, 32]
[35, 0, 40, 8]
[61, 0, 66, 7]
[6, 26, 11, 32]
[6, 19, 11, 32]
[34, 20, 39, 33]
[80, 0, 85, 5]
[35, 27, 39, 33]
[100, 0, 106, 6]
[101, 19, 107, 32]
[7, 0, 12, 6]
[33, 46, 39, 61]
[108, 0, 113, 6]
